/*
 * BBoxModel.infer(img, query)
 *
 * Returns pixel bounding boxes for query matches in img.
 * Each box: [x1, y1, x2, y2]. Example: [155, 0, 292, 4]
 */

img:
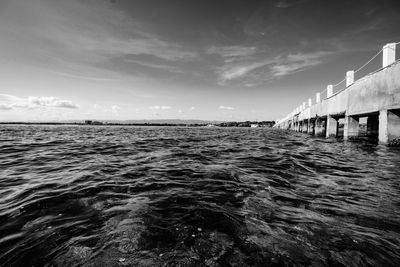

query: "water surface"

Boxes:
[1, 125, 400, 266]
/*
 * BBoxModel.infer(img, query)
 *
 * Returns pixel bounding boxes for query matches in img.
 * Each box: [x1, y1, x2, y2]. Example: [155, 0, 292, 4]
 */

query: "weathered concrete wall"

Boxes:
[347, 62, 400, 116]
[327, 89, 348, 116]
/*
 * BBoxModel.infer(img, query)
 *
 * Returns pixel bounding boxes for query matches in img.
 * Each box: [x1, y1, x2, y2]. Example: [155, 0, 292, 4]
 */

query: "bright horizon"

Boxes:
[1, 0, 400, 122]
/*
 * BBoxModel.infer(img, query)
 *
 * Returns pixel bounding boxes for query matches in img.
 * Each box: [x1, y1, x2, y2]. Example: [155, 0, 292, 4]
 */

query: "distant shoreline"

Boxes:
[0, 122, 207, 127]
[0, 121, 275, 128]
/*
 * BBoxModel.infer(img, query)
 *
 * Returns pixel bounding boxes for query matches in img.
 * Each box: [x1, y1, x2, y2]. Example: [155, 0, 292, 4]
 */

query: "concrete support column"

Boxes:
[316, 93, 321, 103]
[307, 120, 314, 135]
[379, 110, 400, 145]
[344, 115, 359, 140]
[327, 85, 333, 98]
[326, 116, 338, 138]
[315, 119, 325, 137]
[382, 43, 396, 68]
[346, 70, 354, 87]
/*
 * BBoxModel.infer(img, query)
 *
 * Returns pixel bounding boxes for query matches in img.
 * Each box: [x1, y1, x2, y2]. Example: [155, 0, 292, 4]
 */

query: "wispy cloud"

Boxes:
[0, 104, 13, 110]
[207, 46, 256, 59]
[216, 51, 331, 84]
[91, 37, 198, 62]
[0, 94, 78, 109]
[111, 105, 121, 114]
[148, 105, 171, 110]
[1, 0, 198, 82]
[219, 105, 235, 110]
[271, 51, 331, 77]
[217, 60, 274, 83]
[47, 70, 120, 82]
[128, 59, 184, 73]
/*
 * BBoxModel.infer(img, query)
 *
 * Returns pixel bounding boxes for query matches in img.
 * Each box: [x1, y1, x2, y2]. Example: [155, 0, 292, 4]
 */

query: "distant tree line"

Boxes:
[1, 120, 275, 128]
[216, 121, 275, 127]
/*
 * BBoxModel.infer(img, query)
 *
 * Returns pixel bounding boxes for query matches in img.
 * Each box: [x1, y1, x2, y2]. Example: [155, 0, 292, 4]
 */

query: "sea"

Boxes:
[1, 125, 400, 266]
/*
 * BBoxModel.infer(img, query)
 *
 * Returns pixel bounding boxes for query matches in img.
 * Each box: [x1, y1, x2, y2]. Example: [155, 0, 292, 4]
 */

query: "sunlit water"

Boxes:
[1, 125, 400, 267]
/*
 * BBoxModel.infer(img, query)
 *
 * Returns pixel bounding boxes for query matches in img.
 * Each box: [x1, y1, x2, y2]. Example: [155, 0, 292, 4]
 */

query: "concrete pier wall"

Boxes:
[274, 44, 400, 145]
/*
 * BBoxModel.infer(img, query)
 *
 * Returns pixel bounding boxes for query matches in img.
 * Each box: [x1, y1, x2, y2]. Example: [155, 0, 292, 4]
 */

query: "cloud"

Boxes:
[0, 104, 13, 110]
[111, 105, 121, 114]
[216, 51, 331, 84]
[217, 60, 273, 82]
[0, 0, 198, 86]
[93, 37, 198, 62]
[219, 105, 235, 110]
[128, 59, 184, 73]
[28, 96, 79, 109]
[0, 94, 78, 109]
[47, 70, 120, 82]
[148, 105, 171, 110]
[207, 46, 256, 58]
[271, 51, 331, 77]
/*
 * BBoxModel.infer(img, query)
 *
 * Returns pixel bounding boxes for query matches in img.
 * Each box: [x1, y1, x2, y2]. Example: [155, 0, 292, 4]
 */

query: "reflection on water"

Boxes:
[1, 125, 400, 266]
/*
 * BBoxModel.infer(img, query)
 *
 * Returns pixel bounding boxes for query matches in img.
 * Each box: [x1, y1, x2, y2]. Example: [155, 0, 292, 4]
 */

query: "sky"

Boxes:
[0, 0, 399, 122]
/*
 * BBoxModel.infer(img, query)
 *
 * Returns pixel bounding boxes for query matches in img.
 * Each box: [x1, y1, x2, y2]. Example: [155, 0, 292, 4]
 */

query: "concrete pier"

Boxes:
[315, 118, 326, 136]
[379, 110, 400, 144]
[326, 116, 338, 137]
[343, 116, 359, 140]
[274, 42, 400, 145]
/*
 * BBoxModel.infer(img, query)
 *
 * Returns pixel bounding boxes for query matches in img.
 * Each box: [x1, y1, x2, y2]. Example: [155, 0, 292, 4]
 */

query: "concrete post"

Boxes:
[316, 93, 321, 103]
[327, 85, 333, 98]
[307, 119, 314, 134]
[346, 70, 354, 87]
[382, 43, 396, 68]
[379, 110, 400, 144]
[303, 120, 308, 133]
[308, 98, 312, 107]
[326, 116, 338, 137]
[344, 115, 359, 140]
[379, 110, 388, 144]
[315, 118, 325, 137]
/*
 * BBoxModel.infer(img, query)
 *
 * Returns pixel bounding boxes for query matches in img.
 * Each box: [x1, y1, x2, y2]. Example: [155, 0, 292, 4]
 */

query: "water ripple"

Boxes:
[1, 125, 400, 266]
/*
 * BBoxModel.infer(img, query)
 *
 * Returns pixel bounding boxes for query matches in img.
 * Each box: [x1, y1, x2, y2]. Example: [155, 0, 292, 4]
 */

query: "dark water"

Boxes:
[1, 125, 400, 267]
